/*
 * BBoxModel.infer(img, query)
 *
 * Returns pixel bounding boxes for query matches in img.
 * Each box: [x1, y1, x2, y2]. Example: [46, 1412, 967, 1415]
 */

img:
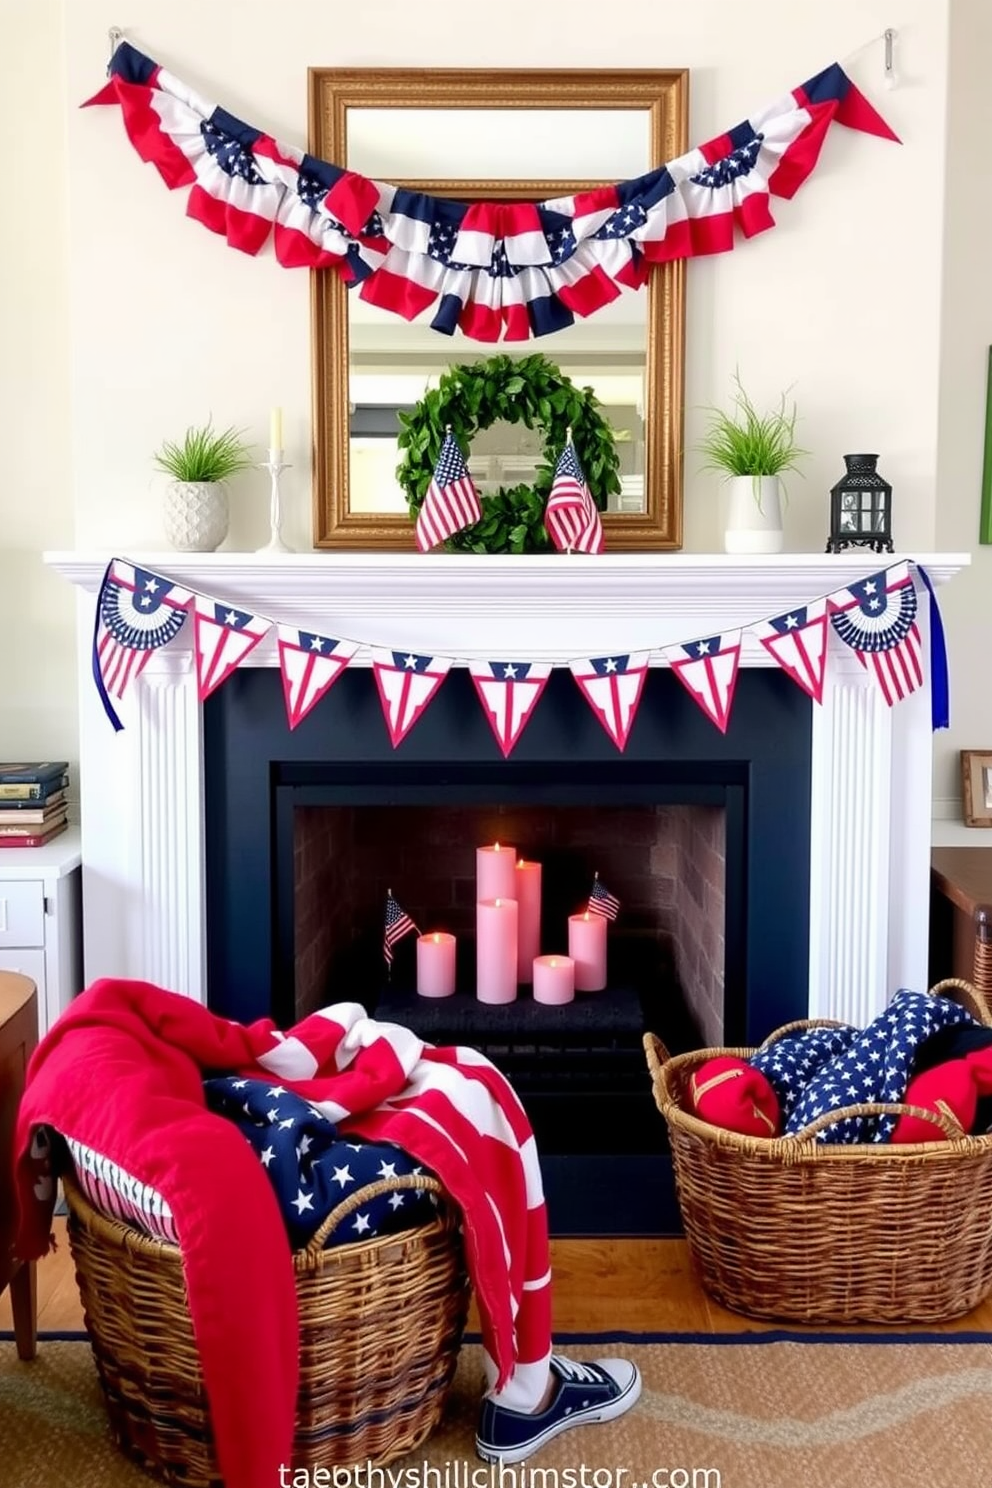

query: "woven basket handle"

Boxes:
[302, 1172, 446, 1259]
[930, 977, 991, 1027]
[786, 1100, 967, 1148]
[756, 1017, 849, 1053]
[643, 1031, 673, 1092]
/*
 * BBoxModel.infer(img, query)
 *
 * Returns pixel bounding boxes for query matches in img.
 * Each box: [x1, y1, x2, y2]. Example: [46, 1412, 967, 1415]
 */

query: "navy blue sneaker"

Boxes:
[476, 1354, 642, 1463]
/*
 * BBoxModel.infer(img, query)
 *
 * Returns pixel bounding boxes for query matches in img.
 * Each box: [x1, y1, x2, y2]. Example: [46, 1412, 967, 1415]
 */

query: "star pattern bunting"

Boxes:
[469, 661, 552, 757]
[203, 1077, 436, 1249]
[192, 597, 271, 703]
[89, 557, 948, 743]
[276, 628, 358, 730]
[828, 562, 924, 707]
[752, 991, 976, 1144]
[371, 648, 454, 748]
[569, 653, 650, 751]
[754, 600, 830, 704]
[664, 632, 743, 734]
[92, 559, 192, 732]
[88, 43, 899, 342]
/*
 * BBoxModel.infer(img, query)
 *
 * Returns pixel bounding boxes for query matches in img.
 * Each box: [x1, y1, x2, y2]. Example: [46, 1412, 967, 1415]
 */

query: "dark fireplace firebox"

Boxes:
[204, 664, 812, 1235]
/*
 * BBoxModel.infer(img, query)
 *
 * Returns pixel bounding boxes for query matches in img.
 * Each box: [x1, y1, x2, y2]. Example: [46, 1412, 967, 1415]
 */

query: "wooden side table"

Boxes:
[0, 971, 38, 1359]
[930, 848, 992, 1009]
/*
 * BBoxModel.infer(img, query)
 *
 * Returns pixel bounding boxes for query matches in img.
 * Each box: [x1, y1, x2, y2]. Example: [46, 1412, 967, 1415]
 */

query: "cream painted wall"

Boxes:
[0, 0, 77, 792]
[61, 0, 948, 559]
[932, 0, 992, 845]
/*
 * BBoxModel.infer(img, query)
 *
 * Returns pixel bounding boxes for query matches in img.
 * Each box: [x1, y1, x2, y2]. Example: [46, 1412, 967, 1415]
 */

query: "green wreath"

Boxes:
[396, 353, 621, 553]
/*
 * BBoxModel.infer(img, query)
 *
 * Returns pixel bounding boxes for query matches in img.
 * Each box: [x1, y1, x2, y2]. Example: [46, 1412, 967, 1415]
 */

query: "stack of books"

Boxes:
[0, 763, 70, 849]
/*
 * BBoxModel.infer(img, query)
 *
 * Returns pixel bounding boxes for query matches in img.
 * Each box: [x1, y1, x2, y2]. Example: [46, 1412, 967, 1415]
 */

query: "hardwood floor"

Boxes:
[5, 1221, 992, 1335]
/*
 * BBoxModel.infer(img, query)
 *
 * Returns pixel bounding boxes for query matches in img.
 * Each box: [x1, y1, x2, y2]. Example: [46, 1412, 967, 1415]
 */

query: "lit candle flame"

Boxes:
[433, 933, 440, 944]
[495, 898, 501, 907]
[494, 841, 501, 851]
[583, 912, 590, 921]
[550, 958, 557, 968]
[517, 858, 524, 868]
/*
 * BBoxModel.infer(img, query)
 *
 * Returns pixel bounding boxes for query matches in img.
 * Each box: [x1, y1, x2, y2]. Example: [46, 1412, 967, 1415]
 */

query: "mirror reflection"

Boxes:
[346, 107, 650, 515]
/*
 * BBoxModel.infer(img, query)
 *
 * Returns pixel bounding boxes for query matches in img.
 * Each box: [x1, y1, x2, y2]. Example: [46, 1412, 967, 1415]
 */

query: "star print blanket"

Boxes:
[203, 1076, 438, 1248]
[750, 989, 977, 1142]
[14, 978, 552, 1488]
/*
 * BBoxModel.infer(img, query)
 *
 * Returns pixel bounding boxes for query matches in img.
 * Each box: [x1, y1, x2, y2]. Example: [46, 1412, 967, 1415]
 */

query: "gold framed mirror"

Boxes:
[309, 68, 688, 550]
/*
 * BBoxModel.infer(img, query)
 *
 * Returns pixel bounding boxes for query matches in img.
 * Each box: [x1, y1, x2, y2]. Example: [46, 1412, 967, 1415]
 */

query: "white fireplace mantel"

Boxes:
[48, 549, 970, 1028]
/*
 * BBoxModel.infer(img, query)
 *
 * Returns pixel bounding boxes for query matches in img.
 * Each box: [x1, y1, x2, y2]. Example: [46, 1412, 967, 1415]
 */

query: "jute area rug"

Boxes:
[3, 1332, 992, 1488]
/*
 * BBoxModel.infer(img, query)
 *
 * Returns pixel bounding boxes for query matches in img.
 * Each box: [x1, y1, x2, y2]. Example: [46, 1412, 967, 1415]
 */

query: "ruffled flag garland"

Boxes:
[84, 41, 898, 344]
[91, 556, 949, 752]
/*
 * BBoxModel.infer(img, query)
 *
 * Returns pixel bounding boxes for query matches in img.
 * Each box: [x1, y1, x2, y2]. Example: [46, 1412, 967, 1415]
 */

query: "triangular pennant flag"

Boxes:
[469, 660, 552, 757]
[92, 558, 192, 730]
[753, 600, 829, 704]
[569, 652, 649, 751]
[827, 561, 923, 708]
[664, 631, 742, 733]
[193, 597, 271, 703]
[371, 648, 453, 747]
[276, 628, 358, 730]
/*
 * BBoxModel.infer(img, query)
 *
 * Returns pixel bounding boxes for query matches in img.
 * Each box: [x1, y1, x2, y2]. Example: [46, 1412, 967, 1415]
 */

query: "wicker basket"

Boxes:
[645, 978, 992, 1325]
[64, 1168, 470, 1485]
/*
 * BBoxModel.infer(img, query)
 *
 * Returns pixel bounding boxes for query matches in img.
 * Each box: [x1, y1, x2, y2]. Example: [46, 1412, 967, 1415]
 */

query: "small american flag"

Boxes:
[544, 441, 604, 555]
[415, 431, 482, 552]
[383, 892, 417, 966]
[588, 874, 620, 921]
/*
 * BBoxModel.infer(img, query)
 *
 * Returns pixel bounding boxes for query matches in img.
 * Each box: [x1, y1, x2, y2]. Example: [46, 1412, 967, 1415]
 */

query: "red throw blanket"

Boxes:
[14, 979, 552, 1488]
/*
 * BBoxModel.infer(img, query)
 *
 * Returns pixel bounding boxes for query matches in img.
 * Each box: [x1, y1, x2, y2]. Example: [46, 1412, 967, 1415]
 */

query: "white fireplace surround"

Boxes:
[48, 550, 968, 1030]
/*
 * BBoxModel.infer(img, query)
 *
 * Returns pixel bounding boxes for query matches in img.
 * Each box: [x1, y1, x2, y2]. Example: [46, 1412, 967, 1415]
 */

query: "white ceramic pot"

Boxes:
[163, 480, 229, 552]
[723, 475, 783, 555]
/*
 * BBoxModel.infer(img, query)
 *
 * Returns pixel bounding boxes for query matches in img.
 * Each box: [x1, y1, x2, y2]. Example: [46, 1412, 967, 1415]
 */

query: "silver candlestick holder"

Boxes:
[255, 448, 295, 554]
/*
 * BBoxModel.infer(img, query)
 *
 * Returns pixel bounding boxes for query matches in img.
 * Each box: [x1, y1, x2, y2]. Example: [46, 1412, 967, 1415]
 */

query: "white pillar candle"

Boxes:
[476, 897, 518, 1005]
[269, 406, 283, 452]
[514, 858, 542, 983]
[533, 954, 575, 1006]
[477, 841, 517, 903]
[568, 910, 607, 991]
[416, 932, 456, 998]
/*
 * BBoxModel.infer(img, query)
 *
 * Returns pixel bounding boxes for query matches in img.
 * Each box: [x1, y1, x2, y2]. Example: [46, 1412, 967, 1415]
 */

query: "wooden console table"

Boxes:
[0, 971, 38, 1359]
[930, 848, 992, 1008]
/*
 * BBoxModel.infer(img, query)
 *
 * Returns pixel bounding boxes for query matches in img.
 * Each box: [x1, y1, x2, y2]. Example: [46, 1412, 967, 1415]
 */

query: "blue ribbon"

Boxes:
[91, 561, 125, 732]
[916, 564, 949, 730]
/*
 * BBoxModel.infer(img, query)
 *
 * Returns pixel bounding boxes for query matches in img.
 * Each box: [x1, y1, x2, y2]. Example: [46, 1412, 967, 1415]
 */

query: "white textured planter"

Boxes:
[163, 480, 229, 553]
[723, 475, 784, 555]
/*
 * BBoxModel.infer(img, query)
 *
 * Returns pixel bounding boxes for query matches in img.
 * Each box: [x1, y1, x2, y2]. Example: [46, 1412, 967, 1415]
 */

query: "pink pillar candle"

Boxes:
[417, 932, 456, 998]
[476, 897, 518, 1005]
[514, 859, 542, 982]
[477, 842, 517, 903]
[568, 911, 607, 991]
[533, 954, 575, 1006]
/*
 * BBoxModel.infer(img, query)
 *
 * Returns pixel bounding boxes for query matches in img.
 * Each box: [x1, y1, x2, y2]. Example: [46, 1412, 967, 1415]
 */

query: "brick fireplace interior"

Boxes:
[204, 662, 811, 1234]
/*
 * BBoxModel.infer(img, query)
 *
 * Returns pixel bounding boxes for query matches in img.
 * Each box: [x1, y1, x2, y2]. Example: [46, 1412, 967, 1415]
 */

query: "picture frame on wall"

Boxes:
[961, 749, 992, 827]
[981, 346, 992, 546]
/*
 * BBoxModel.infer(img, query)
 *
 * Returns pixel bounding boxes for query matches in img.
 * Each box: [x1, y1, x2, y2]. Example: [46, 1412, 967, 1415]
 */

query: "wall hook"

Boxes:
[108, 26, 124, 60]
[883, 28, 897, 89]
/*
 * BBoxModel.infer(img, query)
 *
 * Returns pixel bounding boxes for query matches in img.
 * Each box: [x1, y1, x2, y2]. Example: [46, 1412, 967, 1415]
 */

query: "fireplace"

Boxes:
[49, 551, 967, 1232]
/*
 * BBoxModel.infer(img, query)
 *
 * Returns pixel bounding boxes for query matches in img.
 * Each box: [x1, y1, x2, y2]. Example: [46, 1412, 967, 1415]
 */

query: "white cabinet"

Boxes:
[0, 828, 82, 1040]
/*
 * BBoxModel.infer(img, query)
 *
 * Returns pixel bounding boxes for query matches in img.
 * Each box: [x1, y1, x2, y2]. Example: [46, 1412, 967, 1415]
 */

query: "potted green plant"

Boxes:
[153, 421, 254, 552]
[697, 376, 808, 554]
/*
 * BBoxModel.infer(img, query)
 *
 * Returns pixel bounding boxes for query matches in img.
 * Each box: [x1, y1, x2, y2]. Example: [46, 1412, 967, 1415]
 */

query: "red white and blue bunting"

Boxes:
[92, 557, 949, 752]
[84, 43, 898, 343]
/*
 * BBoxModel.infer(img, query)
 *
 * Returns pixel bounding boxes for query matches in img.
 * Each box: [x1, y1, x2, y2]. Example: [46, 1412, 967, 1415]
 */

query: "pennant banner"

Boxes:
[469, 662, 552, 757]
[92, 556, 947, 749]
[372, 649, 454, 748]
[827, 561, 924, 707]
[86, 41, 898, 343]
[277, 628, 358, 730]
[193, 598, 270, 703]
[92, 559, 192, 731]
[569, 653, 650, 752]
[664, 631, 743, 735]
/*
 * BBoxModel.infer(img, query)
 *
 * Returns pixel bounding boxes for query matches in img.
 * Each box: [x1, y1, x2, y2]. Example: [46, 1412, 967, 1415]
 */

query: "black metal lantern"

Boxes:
[826, 454, 893, 554]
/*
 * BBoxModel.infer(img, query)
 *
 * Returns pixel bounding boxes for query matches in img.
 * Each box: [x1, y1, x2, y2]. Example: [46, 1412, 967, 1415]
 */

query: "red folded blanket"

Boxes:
[14, 979, 552, 1488]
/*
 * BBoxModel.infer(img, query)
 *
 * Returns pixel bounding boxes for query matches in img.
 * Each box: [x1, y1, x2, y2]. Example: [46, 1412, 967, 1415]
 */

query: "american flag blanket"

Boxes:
[751, 990, 978, 1143]
[14, 979, 552, 1488]
[85, 42, 897, 343]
